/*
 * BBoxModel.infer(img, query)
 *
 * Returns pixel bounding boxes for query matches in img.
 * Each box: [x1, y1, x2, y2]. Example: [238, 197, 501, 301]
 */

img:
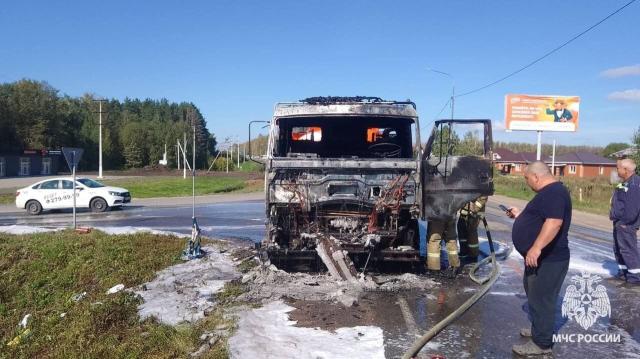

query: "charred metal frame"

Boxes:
[421, 119, 494, 221]
[254, 99, 494, 273]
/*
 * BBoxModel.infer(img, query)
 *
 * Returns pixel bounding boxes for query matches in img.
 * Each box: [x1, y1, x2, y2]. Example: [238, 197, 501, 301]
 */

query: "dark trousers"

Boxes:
[457, 215, 480, 259]
[613, 224, 640, 283]
[523, 259, 569, 349]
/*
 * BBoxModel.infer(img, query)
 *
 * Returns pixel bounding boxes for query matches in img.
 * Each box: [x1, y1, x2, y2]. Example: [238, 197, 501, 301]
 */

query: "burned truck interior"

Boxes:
[251, 97, 494, 277]
[276, 117, 414, 159]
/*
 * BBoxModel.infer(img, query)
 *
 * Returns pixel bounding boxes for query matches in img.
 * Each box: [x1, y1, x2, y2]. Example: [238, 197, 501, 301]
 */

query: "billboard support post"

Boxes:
[551, 140, 556, 175]
[536, 131, 542, 161]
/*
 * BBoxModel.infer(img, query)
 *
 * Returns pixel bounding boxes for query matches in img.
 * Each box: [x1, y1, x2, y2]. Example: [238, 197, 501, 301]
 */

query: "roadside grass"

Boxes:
[101, 176, 246, 198]
[235, 179, 264, 194]
[0, 192, 14, 206]
[238, 161, 264, 173]
[0, 230, 230, 358]
[494, 175, 613, 215]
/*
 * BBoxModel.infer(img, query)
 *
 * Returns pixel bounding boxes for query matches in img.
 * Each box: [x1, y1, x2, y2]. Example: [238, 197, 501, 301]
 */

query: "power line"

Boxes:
[456, 0, 638, 98]
[433, 98, 451, 120]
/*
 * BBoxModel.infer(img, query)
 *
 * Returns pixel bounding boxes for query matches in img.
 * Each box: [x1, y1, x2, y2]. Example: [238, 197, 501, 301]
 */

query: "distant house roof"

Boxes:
[521, 152, 548, 163]
[493, 149, 615, 166]
[493, 148, 520, 162]
[549, 152, 616, 166]
[610, 146, 638, 158]
[493, 148, 548, 163]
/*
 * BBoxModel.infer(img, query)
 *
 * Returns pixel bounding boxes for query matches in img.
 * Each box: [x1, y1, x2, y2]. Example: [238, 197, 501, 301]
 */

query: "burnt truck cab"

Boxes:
[250, 97, 493, 272]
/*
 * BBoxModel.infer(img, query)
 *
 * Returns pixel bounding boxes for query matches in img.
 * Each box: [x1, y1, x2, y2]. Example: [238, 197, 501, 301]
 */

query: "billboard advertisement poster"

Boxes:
[505, 94, 580, 132]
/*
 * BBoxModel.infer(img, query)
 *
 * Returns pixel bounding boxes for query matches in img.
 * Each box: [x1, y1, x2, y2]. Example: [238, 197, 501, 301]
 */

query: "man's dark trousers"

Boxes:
[523, 259, 569, 349]
[614, 224, 640, 283]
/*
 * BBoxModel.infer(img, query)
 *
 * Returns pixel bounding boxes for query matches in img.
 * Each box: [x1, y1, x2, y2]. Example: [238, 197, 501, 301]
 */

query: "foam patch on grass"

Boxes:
[228, 301, 385, 359]
[95, 226, 190, 239]
[133, 246, 240, 325]
[0, 225, 62, 235]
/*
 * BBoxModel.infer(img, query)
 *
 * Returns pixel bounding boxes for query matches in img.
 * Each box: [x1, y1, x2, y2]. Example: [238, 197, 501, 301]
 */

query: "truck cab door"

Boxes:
[420, 119, 494, 221]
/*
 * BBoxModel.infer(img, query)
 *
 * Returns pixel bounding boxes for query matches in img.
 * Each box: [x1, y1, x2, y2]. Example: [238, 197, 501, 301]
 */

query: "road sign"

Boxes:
[61, 147, 84, 229]
[62, 147, 84, 171]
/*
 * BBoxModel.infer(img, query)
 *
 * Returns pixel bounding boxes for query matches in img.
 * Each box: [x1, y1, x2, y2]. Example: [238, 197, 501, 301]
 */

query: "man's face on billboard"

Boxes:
[554, 101, 565, 110]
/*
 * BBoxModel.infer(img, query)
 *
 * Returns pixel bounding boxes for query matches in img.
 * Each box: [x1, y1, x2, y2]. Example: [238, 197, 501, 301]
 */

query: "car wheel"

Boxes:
[90, 198, 108, 213]
[26, 200, 43, 215]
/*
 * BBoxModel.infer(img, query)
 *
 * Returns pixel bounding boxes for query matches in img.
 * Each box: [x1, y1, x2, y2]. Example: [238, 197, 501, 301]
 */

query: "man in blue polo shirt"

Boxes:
[505, 161, 571, 356]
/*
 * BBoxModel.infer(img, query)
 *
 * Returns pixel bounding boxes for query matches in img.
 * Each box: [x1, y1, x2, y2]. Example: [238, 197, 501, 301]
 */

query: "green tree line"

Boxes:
[0, 79, 216, 170]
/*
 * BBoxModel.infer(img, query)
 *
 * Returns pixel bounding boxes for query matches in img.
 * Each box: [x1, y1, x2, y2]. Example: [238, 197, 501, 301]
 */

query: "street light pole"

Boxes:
[93, 99, 107, 179]
[99, 101, 103, 178]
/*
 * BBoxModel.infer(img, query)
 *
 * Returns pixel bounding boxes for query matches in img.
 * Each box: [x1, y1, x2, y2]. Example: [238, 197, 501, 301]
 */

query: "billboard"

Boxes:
[505, 94, 580, 132]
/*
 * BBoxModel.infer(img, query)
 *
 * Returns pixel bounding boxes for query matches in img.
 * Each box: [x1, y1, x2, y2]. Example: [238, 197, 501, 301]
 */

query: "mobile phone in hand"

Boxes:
[498, 204, 510, 212]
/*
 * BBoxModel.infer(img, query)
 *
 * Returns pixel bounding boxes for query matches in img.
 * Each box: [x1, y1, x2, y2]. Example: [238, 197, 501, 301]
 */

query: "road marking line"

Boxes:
[397, 296, 420, 338]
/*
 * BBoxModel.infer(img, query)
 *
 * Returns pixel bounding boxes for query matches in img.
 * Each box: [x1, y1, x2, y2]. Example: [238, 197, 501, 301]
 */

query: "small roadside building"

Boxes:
[493, 148, 548, 175]
[493, 148, 616, 178]
[0, 149, 63, 178]
[550, 152, 616, 178]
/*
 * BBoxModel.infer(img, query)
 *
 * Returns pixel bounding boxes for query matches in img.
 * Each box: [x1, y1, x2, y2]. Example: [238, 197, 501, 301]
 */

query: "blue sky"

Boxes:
[1, 0, 639, 147]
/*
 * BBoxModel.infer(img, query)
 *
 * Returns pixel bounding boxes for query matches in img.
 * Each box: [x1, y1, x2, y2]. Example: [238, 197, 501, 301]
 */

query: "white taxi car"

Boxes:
[16, 177, 131, 215]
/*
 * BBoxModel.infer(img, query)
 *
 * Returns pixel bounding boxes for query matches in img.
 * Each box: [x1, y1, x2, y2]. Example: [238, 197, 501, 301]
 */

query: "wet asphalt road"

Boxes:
[1, 200, 639, 358]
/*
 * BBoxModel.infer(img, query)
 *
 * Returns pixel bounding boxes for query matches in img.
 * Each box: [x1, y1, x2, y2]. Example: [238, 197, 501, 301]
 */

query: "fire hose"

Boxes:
[402, 216, 510, 359]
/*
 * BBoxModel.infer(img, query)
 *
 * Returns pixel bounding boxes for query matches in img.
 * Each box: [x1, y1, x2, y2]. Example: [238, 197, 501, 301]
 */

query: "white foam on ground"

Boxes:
[201, 225, 264, 230]
[134, 246, 240, 326]
[95, 226, 190, 239]
[0, 225, 62, 234]
[228, 301, 385, 359]
[569, 256, 617, 276]
[488, 291, 519, 296]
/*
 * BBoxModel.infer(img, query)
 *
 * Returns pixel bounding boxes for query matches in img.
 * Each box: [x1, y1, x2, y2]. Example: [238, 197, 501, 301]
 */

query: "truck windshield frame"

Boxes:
[274, 116, 414, 159]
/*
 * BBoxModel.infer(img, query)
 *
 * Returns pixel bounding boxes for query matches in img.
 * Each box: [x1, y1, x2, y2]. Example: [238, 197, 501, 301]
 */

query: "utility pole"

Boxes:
[237, 141, 240, 168]
[429, 68, 455, 119]
[177, 140, 180, 170]
[93, 99, 108, 179]
[183, 132, 187, 179]
[192, 119, 196, 218]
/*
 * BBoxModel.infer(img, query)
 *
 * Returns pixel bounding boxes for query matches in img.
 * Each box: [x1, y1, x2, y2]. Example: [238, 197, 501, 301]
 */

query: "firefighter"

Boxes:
[458, 196, 488, 264]
[610, 158, 640, 286]
[427, 218, 460, 277]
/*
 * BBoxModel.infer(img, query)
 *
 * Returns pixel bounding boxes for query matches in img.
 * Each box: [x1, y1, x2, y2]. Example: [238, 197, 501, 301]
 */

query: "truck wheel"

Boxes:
[90, 198, 108, 213]
[26, 200, 43, 215]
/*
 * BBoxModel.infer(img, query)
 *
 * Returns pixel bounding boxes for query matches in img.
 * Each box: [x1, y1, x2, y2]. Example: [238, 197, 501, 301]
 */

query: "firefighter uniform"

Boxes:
[610, 173, 640, 284]
[427, 219, 459, 271]
[458, 196, 488, 263]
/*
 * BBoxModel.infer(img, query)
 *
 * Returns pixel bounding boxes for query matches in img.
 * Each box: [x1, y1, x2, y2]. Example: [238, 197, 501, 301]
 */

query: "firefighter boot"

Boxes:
[427, 221, 444, 272]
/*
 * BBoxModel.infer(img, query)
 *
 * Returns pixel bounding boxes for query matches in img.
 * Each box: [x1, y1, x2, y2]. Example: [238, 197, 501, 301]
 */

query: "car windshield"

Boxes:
[77, 178, 105, 188]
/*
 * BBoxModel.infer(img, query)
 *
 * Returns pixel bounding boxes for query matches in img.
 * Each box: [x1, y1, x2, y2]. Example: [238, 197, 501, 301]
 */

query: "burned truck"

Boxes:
[249, 97, 493, 274]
